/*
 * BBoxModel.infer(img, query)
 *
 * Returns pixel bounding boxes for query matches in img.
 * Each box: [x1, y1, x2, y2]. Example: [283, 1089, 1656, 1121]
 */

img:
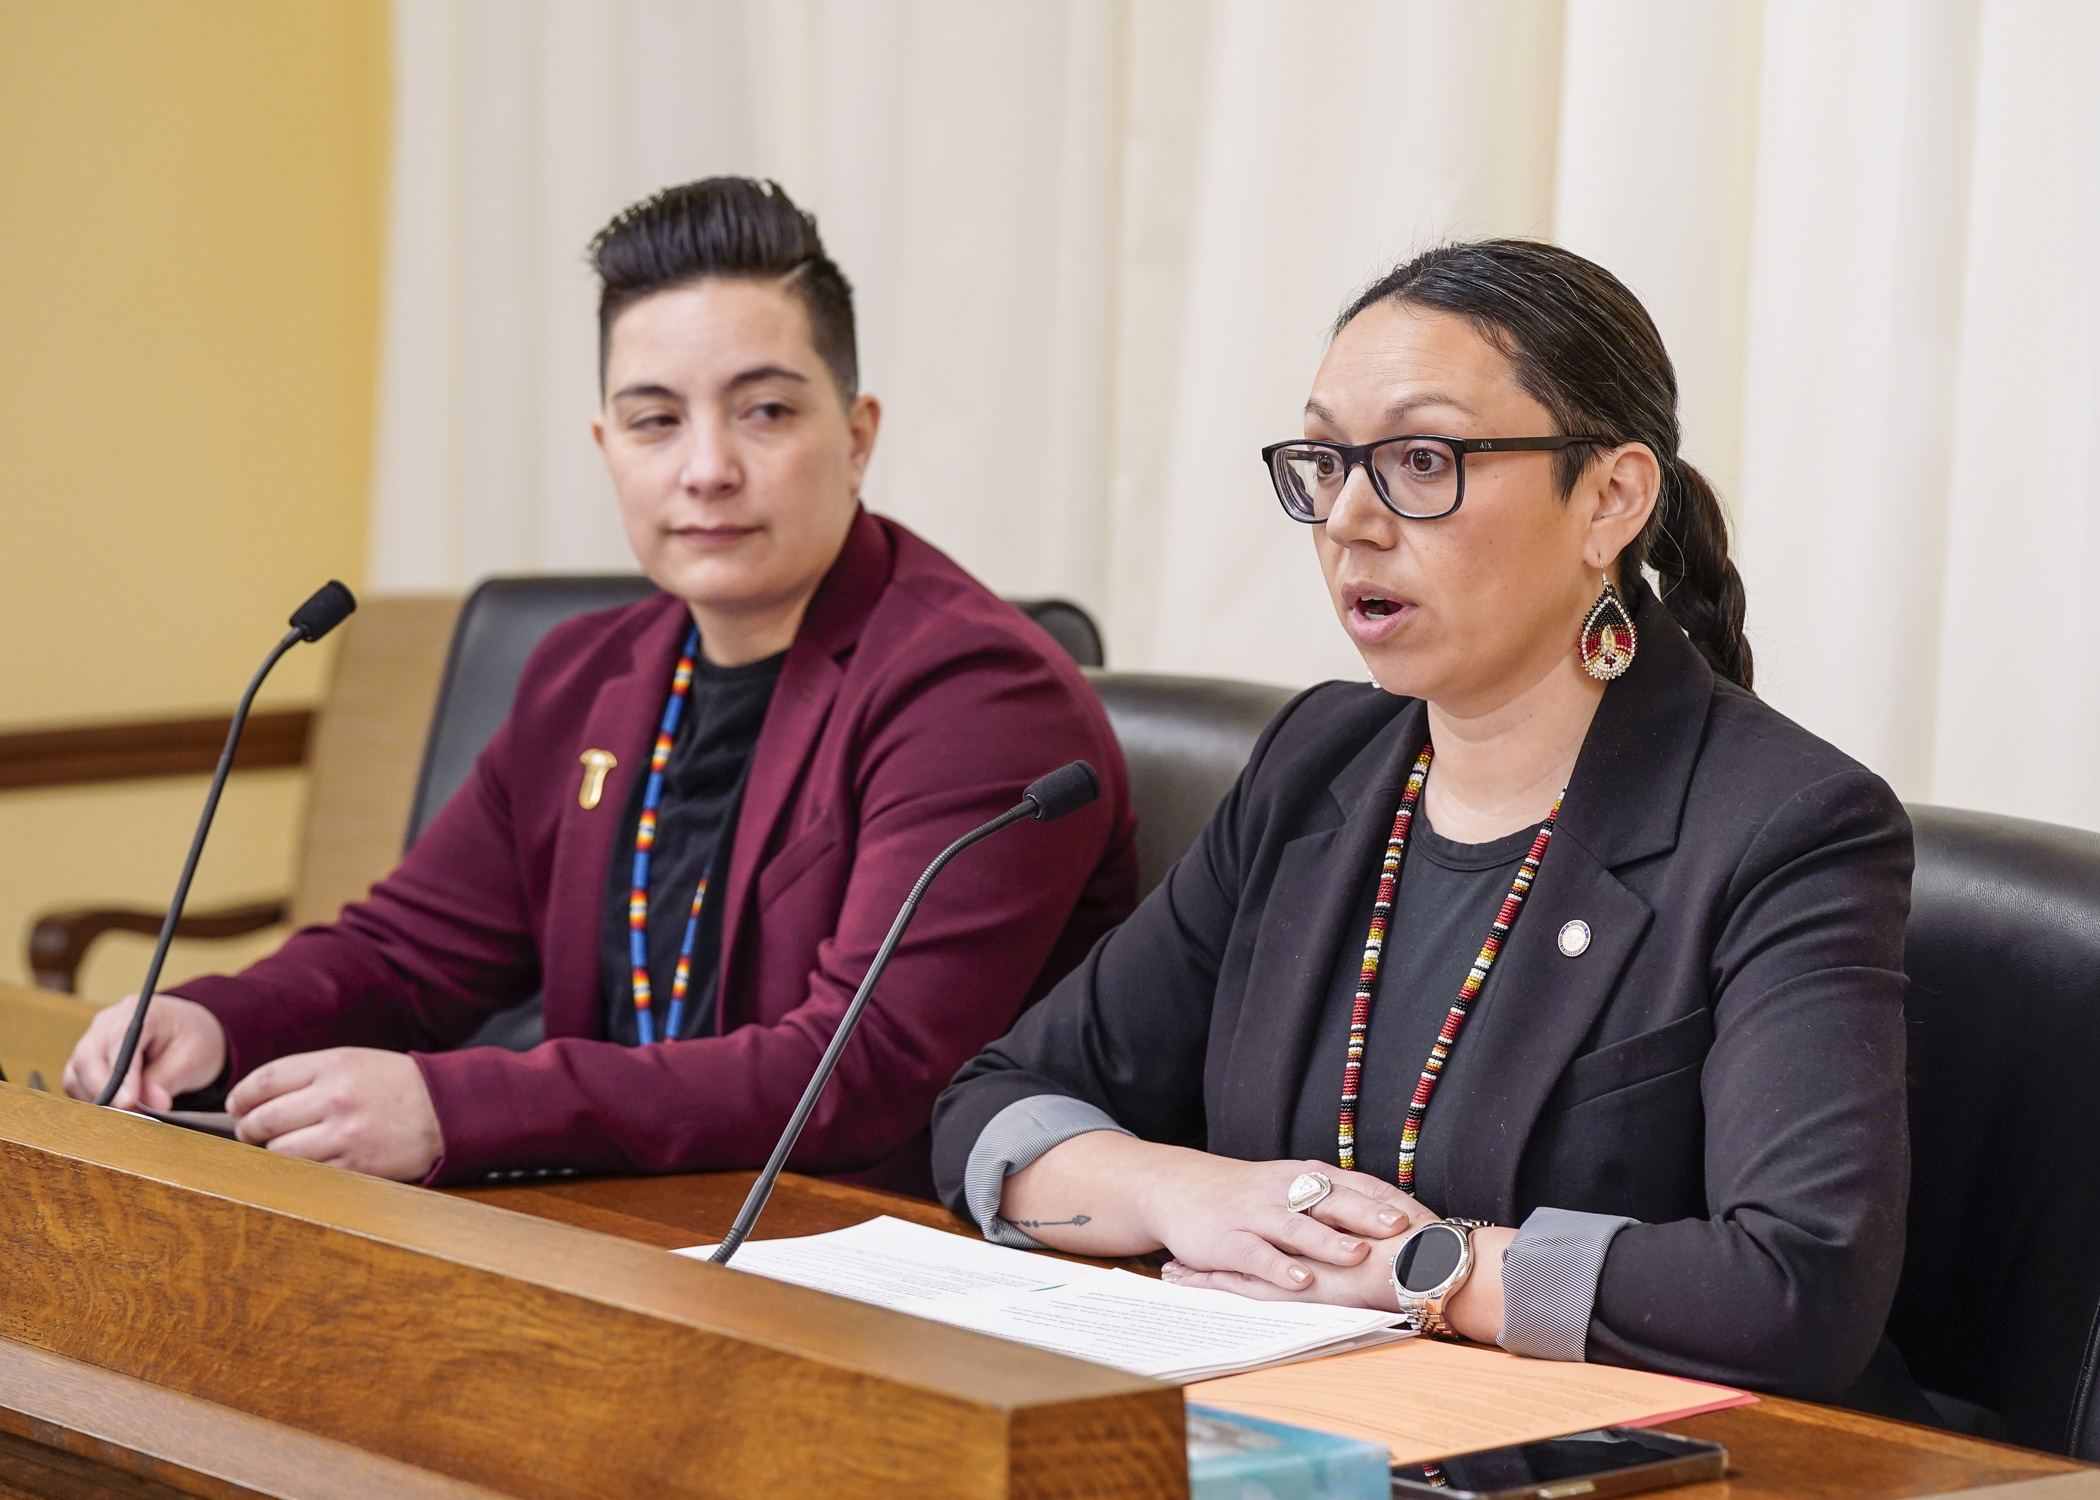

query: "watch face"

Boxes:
[1395, 1224, 1465, 1292]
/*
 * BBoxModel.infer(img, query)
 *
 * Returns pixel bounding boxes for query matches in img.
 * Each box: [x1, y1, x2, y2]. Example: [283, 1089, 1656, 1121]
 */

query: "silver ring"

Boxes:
[1286, 1171, 1334, 1213]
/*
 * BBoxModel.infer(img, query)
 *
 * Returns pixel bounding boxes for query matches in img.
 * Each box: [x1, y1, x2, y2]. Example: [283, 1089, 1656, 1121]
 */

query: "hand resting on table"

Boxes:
[66, 996, 443, 1181]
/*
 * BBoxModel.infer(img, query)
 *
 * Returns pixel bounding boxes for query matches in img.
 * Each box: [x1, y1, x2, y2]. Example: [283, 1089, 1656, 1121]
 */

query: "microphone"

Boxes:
[95, 582, 359, 1109]
[289, 580, 357, 643]
[710, 759, 1102, 1265]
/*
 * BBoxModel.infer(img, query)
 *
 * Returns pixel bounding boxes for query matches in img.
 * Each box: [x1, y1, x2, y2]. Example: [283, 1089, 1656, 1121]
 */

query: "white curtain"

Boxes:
[371, 0, 2100, 828]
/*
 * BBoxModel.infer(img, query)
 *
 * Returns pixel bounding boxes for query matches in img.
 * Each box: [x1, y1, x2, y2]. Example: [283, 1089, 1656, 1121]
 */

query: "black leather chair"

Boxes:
[1083, 672, 1296, 897]
[1008, 597, 1105, 672]
[1889, 804, 2100, 1457]
[407, 576, 658, 846]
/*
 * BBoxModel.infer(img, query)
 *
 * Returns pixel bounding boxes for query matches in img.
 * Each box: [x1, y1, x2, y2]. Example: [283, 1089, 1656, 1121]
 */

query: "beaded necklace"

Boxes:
[629, 624, 709, 1045]
[1337, 742, 1563, 1192]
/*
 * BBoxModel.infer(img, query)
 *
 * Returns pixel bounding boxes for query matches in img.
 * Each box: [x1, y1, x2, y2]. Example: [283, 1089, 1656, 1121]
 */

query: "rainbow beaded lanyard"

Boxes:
[1337, 742, 1564, 1192]
[629, 624, 709, 1046]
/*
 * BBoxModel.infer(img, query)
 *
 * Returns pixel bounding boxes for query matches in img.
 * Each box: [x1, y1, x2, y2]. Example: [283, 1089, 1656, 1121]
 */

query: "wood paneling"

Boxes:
[0, 1427, 204, 1500]
[0, 1084, 1184, 1500]
[0, 712, 311, 792]
[0, 1341, 506, 1500]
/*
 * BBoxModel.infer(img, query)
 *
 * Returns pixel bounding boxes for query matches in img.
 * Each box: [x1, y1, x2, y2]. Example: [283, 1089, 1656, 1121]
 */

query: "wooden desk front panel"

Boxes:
[0, 1086, 1183, 1500]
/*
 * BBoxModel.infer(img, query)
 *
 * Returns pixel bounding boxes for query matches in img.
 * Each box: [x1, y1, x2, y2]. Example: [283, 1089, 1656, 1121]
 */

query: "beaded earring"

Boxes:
[1580, 578, 1637, 680]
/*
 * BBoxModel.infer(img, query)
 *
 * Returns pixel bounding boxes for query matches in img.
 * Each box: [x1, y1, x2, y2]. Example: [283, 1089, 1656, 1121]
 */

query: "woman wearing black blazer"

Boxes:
[932, 241, 1921, 1415]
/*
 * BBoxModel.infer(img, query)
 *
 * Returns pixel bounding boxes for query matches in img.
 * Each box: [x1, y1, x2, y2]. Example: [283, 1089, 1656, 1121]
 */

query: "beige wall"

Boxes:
[0, 1, 389, 998]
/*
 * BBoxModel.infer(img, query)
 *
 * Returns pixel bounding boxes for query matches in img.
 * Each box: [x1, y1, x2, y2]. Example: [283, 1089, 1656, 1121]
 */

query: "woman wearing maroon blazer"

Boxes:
[66, 178, 1138, 1195]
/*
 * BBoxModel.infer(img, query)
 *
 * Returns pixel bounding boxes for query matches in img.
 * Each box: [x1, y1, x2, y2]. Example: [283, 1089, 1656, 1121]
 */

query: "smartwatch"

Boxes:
[1389, 1218, 1487, 1337]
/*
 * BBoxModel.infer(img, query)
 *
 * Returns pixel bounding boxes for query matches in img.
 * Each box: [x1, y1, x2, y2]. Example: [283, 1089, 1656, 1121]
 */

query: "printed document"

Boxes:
[676, 1215, 1402, 1382]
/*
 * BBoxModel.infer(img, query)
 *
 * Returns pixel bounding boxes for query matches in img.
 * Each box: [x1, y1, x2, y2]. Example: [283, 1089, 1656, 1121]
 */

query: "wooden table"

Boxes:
[0, 1089, 1184, 1500]
[0, 1059, 2092, 1498]
[460, 1170, 2096, 1500]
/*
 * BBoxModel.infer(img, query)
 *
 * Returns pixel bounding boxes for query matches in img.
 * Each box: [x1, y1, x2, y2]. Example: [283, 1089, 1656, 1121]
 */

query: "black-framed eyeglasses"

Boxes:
[1261, 434, 1615, 522]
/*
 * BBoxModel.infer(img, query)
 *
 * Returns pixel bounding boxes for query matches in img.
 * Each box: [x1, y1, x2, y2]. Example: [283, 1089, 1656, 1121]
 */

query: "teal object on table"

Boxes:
[1187, 1404, 1390, 1500]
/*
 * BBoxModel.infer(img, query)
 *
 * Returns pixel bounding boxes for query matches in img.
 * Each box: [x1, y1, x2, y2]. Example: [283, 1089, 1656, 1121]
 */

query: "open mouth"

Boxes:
[1348, 587, 1410, 617]
[1343, 586, 1414, 640]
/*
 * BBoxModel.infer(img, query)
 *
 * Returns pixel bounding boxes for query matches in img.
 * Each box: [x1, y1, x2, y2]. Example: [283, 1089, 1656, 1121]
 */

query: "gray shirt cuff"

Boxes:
[963, 1094, 1132, 1249]
[1498, 1205, 1636, 1362]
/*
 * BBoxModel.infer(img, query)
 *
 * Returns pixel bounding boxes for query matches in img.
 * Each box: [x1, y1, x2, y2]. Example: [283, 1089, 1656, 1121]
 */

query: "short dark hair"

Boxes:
[1337, 240, 1753, 691]
[589, 177, 857, 403]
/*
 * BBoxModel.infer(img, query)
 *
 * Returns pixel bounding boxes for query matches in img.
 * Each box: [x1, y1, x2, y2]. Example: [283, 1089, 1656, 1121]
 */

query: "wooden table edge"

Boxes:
[0, 1340, 512, 1500]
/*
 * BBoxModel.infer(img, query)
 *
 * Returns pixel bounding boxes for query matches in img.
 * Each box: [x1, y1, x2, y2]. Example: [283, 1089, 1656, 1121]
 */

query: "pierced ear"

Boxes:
[1588, 443, 1662, 547]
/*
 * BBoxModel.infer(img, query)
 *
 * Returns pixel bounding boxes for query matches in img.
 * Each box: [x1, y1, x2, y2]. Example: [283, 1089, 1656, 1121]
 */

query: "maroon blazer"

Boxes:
[179, 511, 1138, 1191]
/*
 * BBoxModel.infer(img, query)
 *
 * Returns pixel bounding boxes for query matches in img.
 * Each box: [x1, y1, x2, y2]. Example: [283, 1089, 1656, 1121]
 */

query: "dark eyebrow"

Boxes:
[1301, 391, 1482, 428]
[609, 366, 812, 405]
[1382, 392, 1479, 427]
[724, 365, 810, 393]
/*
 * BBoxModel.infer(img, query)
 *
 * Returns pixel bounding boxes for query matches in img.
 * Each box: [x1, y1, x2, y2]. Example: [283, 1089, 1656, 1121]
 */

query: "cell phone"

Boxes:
[1389, 1427, 1727, 1500]
[135, 1107, 241, 1140]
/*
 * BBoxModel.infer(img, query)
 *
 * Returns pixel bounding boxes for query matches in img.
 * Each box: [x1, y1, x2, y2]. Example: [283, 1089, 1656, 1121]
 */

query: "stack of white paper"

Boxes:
[676, 1215, 1405, 1383]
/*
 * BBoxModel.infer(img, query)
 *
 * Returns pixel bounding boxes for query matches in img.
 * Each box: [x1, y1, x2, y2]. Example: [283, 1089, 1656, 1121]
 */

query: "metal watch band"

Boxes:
[1392, 1219, 1485, 1338]
[1429, 1220, 1488, 1334]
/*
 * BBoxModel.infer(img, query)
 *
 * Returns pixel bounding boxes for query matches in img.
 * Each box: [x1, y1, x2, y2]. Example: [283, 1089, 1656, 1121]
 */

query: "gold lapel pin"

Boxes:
[578, 749, 618, 810]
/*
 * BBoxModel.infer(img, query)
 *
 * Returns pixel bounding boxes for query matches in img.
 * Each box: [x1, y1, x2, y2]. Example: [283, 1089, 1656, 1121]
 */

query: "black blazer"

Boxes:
[934, 584, 1915, 1405]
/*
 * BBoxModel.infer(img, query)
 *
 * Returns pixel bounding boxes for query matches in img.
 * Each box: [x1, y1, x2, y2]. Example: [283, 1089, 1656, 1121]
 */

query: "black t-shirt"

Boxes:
[597, 648, 786, 1045]
[1286, 809, 1542, 1205]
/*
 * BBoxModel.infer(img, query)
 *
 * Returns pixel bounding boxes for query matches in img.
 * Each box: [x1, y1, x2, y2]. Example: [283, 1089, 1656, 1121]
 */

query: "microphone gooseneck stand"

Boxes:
[95, 582, 358, 1110]
[710, 759, 1101, 1266]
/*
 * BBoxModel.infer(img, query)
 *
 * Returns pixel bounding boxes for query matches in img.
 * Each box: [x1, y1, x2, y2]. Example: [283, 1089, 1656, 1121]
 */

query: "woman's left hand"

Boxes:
[227, 1047, 445, 1181]
[1162, 1224, 1518, 1343]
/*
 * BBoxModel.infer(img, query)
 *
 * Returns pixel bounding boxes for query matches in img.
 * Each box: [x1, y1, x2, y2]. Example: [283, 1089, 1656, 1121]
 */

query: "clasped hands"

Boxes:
[1152, 1153, 1439, 1308]
[1003, 1136, 1513, 1340]
[62, 993, 444, 1181]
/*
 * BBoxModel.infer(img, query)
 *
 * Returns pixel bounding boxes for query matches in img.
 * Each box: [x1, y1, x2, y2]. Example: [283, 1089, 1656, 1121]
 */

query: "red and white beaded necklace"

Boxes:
[1337, 742, 1564, 1192]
